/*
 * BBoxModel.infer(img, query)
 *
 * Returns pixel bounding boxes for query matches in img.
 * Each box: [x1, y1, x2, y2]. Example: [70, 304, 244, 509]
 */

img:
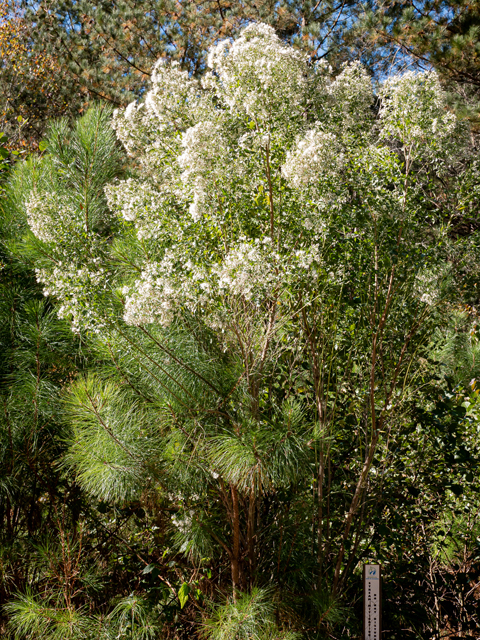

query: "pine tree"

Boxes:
[0, 1, 81, 150]
[361, 1, 480, 120]
[0, 159, 88, 633]
[19, 0, 362, 108]
[0, 112, 154, 639]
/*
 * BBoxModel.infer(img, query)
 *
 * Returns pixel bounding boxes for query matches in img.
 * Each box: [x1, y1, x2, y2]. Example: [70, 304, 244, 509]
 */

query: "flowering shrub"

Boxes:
[105, 25, 461, 336]
[378, 71, 460, 164]
[24, 22, 466, 340]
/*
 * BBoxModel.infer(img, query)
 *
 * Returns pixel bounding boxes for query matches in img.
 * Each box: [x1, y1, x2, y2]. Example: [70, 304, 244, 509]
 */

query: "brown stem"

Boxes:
[264, 143, 275, 239]
[300, 301, 326, 573]
[231, 484, 241, 598]
[247, 489, 256, 586]
[332, 430, 379, 594]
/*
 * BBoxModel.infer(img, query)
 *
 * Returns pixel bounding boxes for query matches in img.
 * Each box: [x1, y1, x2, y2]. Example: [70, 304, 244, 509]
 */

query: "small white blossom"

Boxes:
[415, 264, 451, 306]
[379, 71, 462, 162]
[326, 61, 373, 137]
[36, 263, 108, 333]
[207, 22, 308, 121]
[27, 192, 82, 244]
[282, 129, 344, 189]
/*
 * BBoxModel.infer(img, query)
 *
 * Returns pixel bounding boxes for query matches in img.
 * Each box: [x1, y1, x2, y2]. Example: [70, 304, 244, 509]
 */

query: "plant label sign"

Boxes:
[364, 564, 381, 640]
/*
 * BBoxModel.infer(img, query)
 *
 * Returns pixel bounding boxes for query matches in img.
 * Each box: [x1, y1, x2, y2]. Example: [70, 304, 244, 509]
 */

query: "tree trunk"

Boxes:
[231, 484, 241, 599]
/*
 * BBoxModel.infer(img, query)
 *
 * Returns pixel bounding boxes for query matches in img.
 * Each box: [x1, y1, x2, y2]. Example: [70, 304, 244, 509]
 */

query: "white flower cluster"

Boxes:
[281, 62, 374, 194]
[178, 120, 228, 220]
[146, 59, 210, 127]
[179, 121, 227, 181]
[112, 60, 212, 176]
[122, 238, 325, 329]
[415, 264, 451, 306]
[123, 241, 279, 327]
[289, 247, 323, 277]
[206, 22, 308, 121]
[282, 128, 344, 190]
[171, 510, 195, 553]
[36, 262, 108, 333]
[105, 179, 173, 240]
[171, 510, 194, 535]
[27, 192, 82, 245]
[379, 71, 459, 161]
[123, 262, 179, 327]
[326, 61, 373, 138]
[215, 240, 279, 301]
[123, 254, 213, 327]
[112, 101, 151, 158]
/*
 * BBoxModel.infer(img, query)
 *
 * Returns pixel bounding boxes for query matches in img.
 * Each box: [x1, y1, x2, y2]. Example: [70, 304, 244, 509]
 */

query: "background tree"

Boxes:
[360, 0, 480, 122]
[0, 0, 79, 150]
[19, 0, 366, 108]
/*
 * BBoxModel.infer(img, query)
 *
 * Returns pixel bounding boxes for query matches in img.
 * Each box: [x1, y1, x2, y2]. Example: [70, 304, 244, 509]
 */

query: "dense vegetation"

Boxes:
[1, 5, 480, 640]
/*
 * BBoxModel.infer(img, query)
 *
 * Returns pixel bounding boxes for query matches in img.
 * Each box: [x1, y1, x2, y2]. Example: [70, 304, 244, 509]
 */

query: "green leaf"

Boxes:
[141, 564, 156, 574]
[178, 582, 190, 609]
[39, 141, 48, 152]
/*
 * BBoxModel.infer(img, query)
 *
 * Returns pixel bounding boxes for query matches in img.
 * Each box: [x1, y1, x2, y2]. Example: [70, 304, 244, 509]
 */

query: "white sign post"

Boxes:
[364, 564, 381, 640]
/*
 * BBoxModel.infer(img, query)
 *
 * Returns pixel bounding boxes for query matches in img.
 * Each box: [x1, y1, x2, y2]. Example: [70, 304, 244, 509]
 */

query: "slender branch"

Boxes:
[138, 325, 223, 396]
